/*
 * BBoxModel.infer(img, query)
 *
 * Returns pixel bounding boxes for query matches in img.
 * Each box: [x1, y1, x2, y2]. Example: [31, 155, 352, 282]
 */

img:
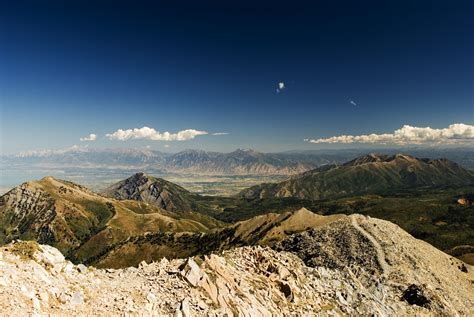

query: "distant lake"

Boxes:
[0, 167, 146, 194]
[0, 168, 65, 193]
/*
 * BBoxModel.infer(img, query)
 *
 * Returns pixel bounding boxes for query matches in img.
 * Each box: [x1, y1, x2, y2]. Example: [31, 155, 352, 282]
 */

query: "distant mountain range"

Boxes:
[3, 146, 474, 175]
[240, 153, 474, 200]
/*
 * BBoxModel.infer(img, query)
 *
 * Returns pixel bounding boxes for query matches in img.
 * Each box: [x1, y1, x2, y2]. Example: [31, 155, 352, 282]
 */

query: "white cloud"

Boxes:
[106, 127, 208, 141]
[212, 132, 229, 136]
[164, 144, 170, 148]
[306, 123, 474, 145]
[350, 100, 357, 106]
[80, 133, 97, 141]
[276, 82, 285, 93]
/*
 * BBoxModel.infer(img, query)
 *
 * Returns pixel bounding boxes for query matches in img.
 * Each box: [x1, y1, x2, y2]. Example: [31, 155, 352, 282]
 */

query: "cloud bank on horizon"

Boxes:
[106, 127, 208, 141]
[306, 123, 474, 145]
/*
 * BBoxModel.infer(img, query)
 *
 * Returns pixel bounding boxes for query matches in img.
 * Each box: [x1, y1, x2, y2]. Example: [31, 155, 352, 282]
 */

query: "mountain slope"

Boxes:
[0, 176, 114, 253]
[88, 208, 344, 268]
[0, 177, 222, 262]
[1, 214, 472, 315]
[275, 214, 474, 315]
[101, 172, 201, 212]
[240, 153, 474, 200]
[81, 184, 474, 268]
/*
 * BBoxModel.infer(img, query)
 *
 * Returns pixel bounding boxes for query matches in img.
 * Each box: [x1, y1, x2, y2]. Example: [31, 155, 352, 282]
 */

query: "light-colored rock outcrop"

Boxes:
[1, 241, 342, 315]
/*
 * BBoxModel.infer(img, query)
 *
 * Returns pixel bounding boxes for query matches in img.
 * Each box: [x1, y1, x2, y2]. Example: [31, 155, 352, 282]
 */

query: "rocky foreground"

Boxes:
[0, 215, 473, 316]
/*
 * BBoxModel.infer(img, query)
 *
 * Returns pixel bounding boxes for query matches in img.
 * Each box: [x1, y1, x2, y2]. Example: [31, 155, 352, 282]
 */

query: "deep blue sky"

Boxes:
[1, 0, 473, 154]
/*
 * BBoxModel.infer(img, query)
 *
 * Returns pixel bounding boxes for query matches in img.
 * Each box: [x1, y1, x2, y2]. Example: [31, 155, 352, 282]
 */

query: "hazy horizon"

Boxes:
[3, 144, 474, 157]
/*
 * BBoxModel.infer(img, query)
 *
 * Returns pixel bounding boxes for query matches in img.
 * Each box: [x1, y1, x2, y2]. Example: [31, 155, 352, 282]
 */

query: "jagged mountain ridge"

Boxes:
[240, 153, 474, 200]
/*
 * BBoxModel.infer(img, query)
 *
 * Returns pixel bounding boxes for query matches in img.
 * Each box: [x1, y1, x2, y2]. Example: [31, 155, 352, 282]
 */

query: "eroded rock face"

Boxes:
[0, 183, 57, 243]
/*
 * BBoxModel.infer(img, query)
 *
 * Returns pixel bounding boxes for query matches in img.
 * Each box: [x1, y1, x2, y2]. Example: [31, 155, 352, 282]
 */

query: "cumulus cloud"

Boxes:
[306, 123, 474, 145]
[212, 132, 229, 136]
[80, 133, 97, 141]
[106, 127, 208, 141]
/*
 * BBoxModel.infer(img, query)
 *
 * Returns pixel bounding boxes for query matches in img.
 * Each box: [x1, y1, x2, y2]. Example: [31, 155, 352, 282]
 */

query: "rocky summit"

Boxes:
[101, 172, 201, 212]
[1, 214, 472, 316]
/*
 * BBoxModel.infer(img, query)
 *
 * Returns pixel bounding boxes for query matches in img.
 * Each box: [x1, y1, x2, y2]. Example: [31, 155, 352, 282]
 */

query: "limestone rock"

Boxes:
[179, 258, 202, 287]
[77, 264, 88, 274]
[70, 292, 84, 305]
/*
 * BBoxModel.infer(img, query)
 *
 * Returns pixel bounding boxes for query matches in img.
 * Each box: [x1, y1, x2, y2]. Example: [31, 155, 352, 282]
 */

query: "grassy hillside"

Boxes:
[0, 176, 223, 263]
[239, 154, 474, 200]
[86, 208, 344, 268]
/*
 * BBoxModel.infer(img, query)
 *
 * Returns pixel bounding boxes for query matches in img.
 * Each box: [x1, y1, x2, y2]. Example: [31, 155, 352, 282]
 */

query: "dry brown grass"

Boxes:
[9, 241, 42, 261]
